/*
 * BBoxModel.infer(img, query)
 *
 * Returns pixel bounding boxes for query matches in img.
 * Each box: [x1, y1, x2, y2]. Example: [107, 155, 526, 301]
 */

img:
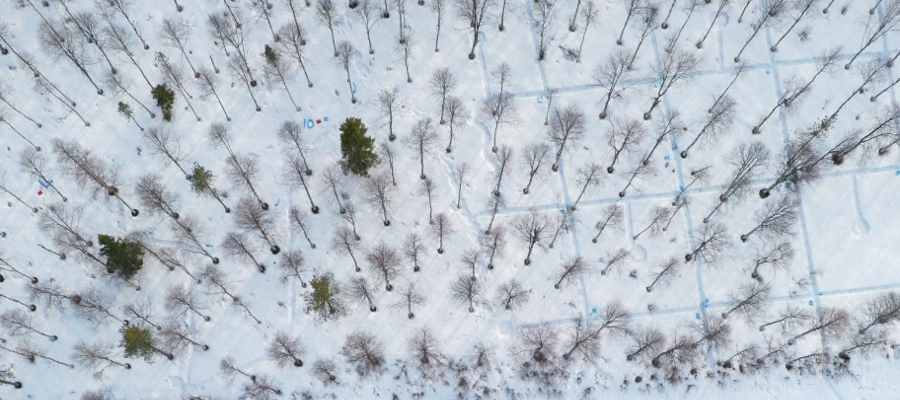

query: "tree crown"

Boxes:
[339, 117, 379, 176]
[98, 234, 144, 280]
[120, 325, 156, 363]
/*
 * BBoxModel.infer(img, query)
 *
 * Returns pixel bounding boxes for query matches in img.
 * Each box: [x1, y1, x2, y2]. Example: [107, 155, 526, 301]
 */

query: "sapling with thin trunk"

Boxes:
[548, 105, 587, 171]
[367, 242, 402, 291]
[222, 232, 267, 273]
[512, 209, 552, 265]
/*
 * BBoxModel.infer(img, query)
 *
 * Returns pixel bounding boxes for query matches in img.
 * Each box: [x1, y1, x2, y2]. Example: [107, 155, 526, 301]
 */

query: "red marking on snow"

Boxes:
[665, 162, 669, 168]
[316, 119, 322, 124]
[37, 190, 43, 195]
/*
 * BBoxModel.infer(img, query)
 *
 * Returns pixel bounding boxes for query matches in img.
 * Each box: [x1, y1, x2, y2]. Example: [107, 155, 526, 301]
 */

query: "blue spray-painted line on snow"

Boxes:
[763, 21, 846, 400]
[648, 31, 716, 372]
[38, 178, 52, 188]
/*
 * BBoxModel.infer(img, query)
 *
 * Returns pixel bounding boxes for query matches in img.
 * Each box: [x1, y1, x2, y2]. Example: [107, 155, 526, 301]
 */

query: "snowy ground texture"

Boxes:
[2, 0, 900, 398]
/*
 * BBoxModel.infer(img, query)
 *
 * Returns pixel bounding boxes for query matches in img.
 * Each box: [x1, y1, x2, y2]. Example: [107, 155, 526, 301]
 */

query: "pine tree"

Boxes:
[119, 325, 172, 362]
[98, 234, 144, 280]
[151, 84, 176, 121]
[339, 117, 379, 176]
[302, 272, 347, 321]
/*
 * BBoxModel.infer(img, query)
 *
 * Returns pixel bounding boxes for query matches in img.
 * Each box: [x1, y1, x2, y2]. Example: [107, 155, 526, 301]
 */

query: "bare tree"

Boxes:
[444, 96, 467, 152]
[277, 22, 313, 88]
[770, 0, 821, 52]
[493, 145, 514, 196]
[200, 265, 262, 324]
[481, 93, 516, 153]
[341, 331, 386, 378]
[484, 224, 506, 269]
[275, 250, 308, 288]
[251, 0, 280, 42]
[222, 231, 266, 273]
[164, 285, 210, 322]
[264, 44, 301, 112]
[364, 172, 395, 226]
[208, 124, 268, 209]
[521, 143, 551, 194]
[1, 310, 56, 341]
[156, 52, 202, 119]
[633, 205, 670, 240]
[431, 0, 449, 51]
[227, 53, 262, 112]
[38, 20, 104, 94]
[548, 105, 587, 171]
[450, 274, 481, 312]
[70, 287, 127, 325]
[734, 0, 788, 62]
[455, 162, 470, 207]
[829, 103, 900, 164]
[290, 207, 317, 249]
[311, 358, 339, 384]
[759, 118, 832, 198]
[495, 279, 530, 310]
[721, 281, 771, 321]
[105, 73, 154, 120]
[696, 0, 732, 49]
[103, 0, 149, 50]
[27, 282, 69, 313]
[616, 0, 643, 45]
[367, 242, 402, 291]
[233, 197, 280, 255]
[72, 340, 130, 380]
[742, 195, 798, 242]
[394, 0, 408, 43]
[51, 138, 139, 216]
[650, 332, 699, 379]
[285, 156, 320, 214]
[510, 324, 562, 384]
[336, 41, 357, 104]
[0, 292, 36, 312]
[331, 226, 362, 272]
[645, 50, 700, 120]
[455, 0, 494, 59]
[600, 248, 630, 275]
[407, 327, 445, 379]
[592, 204, 623, 243]
[692, 316, 732, 353]
[140, 126, 188, 176]
[680, 96, 737, 159]
[531, 0, 556, 61]
[160, 18, 199, 79]
[709, 63, 749, 114]
[605, 120, 645, 174]
[594, 49, 632, 120]
[376, 89, 400, 141]
[123, 297, 161, 331]
[403, 233, 426, 272]
[393, 282, 427, 319]
[208, 12, 256, 87]
[685, 223, 729, 264]
[512, 209, 552, 265]
[644, 257, 679, 292]
[347, 276, 378, 312]
[268, 331, 305, 367]
[553, 257, 589, 289]
[787, 307, 849, 345]
[170, 216, 219, 265]
[431, 68, 458, 124]
[575, 0, 599, 60]
[626, 4, 659, 68]
[759, 305, 814, 332]
[243, 375, 282, 399]
[276, 121, 313, 170]
[484, 193, 504, 234]
[0, 173, 38, 213]
[354, 0, 383, 54]
[0, 83, 41, 127]
[404, 119, 440, 179]
[159, 320, 208, 355]
[858, 291, 900, 334]
[135, 175, 180, 220]
[750, 240, 794, 280]
[220, 356, 256, 382]
[703, 141, 770, 223]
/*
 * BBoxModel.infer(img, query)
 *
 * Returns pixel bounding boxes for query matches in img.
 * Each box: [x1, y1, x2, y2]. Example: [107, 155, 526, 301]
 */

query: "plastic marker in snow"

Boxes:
[37, 190, 43, 196]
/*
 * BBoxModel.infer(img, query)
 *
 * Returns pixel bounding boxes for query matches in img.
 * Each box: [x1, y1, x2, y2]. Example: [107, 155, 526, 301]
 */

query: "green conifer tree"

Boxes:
[120, 325, 173, 362]
[151, 84, 176, 121]
[340, 117, 379, 176]
[187, 163, 231, 213]
[264, 44, 279, 66]
[98, 234, 144, 280]
[302, 272, 347, 321]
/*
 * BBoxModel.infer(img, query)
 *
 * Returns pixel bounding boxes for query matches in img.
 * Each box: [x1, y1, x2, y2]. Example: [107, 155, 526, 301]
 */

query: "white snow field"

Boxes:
[1, 0, 900, 398]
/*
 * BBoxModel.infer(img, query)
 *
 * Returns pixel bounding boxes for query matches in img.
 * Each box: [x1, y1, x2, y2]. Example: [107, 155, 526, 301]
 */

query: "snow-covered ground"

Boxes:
[1, 0, 900, 398]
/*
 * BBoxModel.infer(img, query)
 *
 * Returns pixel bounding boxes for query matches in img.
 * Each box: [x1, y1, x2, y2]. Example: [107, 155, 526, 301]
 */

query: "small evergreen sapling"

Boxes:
[303, 272, 347, 321]
[120, 325, 173, 362]
[98, 234, 144, 281]
[151, 84, 175, 121]
[340, 117, 379, 176]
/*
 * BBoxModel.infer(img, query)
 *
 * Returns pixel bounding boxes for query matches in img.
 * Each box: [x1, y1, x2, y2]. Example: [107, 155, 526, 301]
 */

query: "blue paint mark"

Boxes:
[537, 97, 543, 104]
[274, 199, 280, 207]
[351, 82, 357, 94]
[895, 170, 899, 175]
[205, 243, 213, 248]
[766, 69, 771, 74]
[184, 321, 189, 329]
[695, 312, 701, 319]
[816, 292, 823, 296]
[38, 178, 52, 188]
[808, 300, 814, 306]
[700, 298, 709, 308]
[590, 307, 596, 314]
[323, 116, 329, 122]
[303, 118, 315, 129]
[664, 155, 670, 161]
